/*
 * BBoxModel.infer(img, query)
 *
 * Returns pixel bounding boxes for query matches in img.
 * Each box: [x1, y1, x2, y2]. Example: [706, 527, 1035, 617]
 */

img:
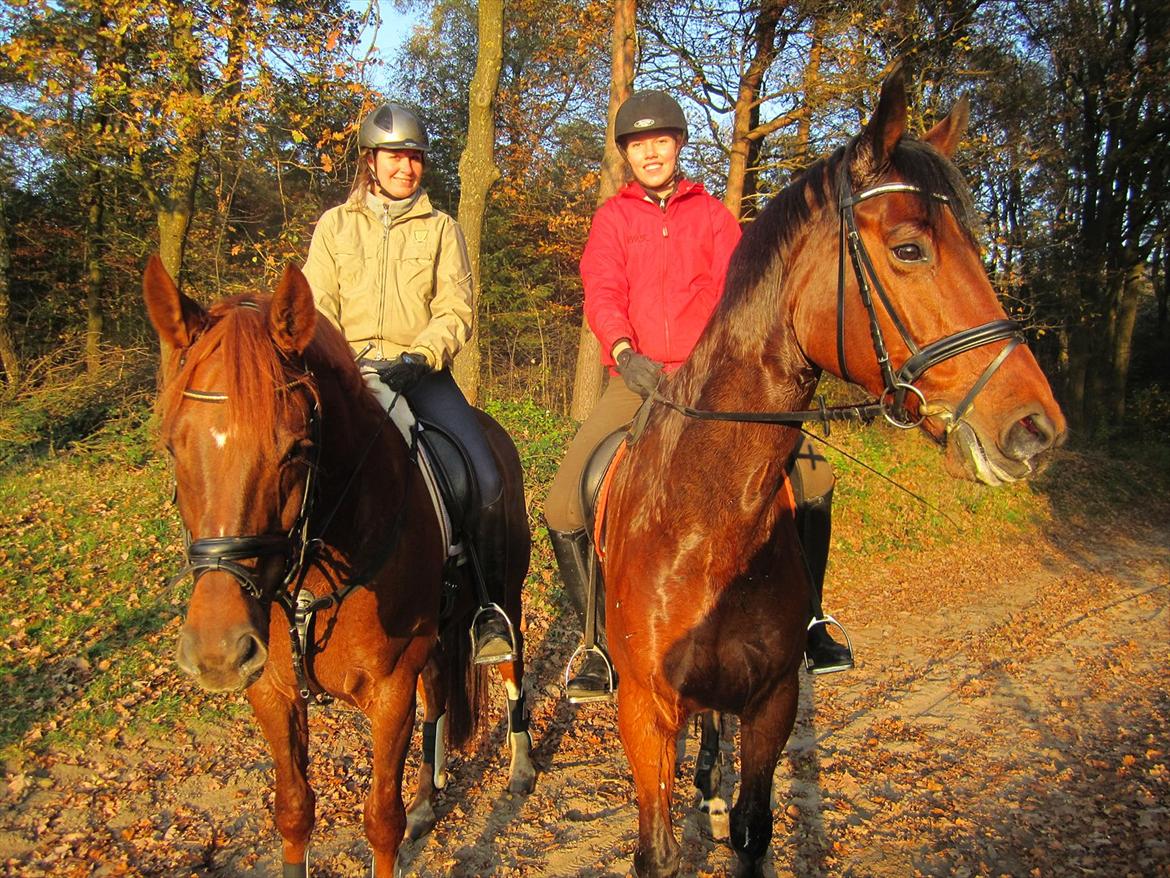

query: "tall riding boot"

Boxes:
[470, 495, 517, 665]
[548, 526, 615, 703]
[797, 487, 854, 674]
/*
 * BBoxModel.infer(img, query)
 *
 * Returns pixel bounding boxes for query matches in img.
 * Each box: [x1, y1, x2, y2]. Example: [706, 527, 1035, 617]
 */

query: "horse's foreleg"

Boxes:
[497, 658, 536, 795]
[617, 679, 683, 878]
[730, 673, 799, 877]
[405, 656, 446, 841]
[246, 676, 314, 877]
[365, 674, 417, 878]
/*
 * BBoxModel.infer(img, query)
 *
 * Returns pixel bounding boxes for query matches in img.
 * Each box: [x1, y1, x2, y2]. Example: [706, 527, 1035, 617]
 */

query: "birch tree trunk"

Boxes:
[453, 0, 504, 404]
[569, 0, 636, 421]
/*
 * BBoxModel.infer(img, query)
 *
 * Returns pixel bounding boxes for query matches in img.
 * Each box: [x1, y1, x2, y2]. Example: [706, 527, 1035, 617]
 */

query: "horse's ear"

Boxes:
[921, 95, 969, 158]
[143, 254, 206, 352]
[269, 264, 317, 355]
[853, 63, 908, 177]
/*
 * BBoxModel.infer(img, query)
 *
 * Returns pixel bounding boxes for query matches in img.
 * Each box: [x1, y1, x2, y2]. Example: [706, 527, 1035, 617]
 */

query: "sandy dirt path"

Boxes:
[2, 511, 1167, 877]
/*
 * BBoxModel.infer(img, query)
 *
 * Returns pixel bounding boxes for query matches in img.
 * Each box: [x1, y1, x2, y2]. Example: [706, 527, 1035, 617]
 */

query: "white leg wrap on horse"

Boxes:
[433, 712, 448, 789]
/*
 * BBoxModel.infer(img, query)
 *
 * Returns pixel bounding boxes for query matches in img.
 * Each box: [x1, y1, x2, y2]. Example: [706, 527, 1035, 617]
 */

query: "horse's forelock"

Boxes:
[157, 297, 355, 456]
[887, 138, 979, 243]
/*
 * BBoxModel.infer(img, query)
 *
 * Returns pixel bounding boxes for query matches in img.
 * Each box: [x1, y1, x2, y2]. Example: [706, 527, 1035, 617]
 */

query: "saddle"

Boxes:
[414, 419, 477, 539]
[580, 428, 629, 555]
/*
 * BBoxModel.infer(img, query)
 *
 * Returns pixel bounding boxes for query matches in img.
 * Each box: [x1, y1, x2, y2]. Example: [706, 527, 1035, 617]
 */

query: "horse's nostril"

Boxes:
[1005, 411, 1056, 461]
[235, 632, 267, 674]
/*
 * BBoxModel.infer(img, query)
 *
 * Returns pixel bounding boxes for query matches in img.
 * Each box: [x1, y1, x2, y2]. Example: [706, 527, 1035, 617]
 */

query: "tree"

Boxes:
[568, 0, 637, 421]
[452, 0, 505, 403]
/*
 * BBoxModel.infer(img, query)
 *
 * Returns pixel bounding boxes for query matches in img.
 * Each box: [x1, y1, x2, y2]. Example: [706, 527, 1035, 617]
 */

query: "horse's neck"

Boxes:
[315, 384, 412, 558]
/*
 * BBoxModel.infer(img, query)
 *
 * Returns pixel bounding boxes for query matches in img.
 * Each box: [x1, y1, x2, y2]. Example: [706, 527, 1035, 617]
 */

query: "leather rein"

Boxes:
[653, 154, 1022, 434]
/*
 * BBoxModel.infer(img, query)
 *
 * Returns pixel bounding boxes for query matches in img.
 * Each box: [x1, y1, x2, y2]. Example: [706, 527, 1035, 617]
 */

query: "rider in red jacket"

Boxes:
[582, 177, 742, 374]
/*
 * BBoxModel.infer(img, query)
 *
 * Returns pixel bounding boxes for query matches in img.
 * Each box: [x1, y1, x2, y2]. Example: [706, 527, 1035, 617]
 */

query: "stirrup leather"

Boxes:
[469, 602, 517, 665]
[804, 614, 854, 674]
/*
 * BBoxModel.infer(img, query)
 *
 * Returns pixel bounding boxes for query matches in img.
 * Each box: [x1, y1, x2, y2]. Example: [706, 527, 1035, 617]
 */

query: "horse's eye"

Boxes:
[893, 243, 925, 262]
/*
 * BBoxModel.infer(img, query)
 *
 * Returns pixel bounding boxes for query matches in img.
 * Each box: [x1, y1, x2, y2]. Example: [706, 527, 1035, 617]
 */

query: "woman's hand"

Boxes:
[378, 352, 432, 393]
[616, 349, 663, 398]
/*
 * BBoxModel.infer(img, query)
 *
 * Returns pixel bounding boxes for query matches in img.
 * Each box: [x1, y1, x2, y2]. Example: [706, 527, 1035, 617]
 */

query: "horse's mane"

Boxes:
[157, 297, 370, 454]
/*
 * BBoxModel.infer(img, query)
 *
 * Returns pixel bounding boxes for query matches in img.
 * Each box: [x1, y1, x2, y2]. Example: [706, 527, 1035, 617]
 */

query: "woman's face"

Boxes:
[368, 148, 424, 199]
[623, 130, 682, 193]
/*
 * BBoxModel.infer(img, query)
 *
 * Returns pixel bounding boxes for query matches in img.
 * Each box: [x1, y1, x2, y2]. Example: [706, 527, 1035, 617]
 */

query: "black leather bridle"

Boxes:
[170, 373, 322, 617]
[834, 158, 1022, 430]
[652, 154, 1023, 434]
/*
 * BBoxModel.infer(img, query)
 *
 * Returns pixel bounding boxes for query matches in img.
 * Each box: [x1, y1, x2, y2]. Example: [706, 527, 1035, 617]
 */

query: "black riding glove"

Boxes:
[378, 352, 432, 394]
[615, 348, 663, 399]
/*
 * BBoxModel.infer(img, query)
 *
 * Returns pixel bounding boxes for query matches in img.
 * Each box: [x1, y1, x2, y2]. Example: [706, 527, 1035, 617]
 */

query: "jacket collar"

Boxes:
[618, 177, 705, 206]
[347, 188, 434, 222]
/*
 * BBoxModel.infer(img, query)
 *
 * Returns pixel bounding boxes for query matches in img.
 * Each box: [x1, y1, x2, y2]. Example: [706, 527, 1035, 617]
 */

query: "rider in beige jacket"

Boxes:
[302, 102, 512, 666]
[304, 188, 474, 369]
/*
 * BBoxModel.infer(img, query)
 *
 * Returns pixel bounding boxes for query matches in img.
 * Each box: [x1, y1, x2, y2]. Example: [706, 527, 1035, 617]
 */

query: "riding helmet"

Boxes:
[358, 102, 430, 152]
[614, 90, 689, 145]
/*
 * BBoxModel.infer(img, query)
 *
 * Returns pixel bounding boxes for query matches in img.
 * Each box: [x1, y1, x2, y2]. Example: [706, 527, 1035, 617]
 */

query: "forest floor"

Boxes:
[2, 450, 1167, 877]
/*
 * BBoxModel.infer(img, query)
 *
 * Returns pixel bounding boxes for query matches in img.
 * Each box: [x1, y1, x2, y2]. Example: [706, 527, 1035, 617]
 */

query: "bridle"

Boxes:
[170, 371, 322, 618]
[652, 152, 1023, 433]
[834, 157, 1022, 430]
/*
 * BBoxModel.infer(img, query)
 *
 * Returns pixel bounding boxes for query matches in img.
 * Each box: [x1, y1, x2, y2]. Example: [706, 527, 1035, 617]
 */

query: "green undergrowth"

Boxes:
[2, 374, 1168, 763]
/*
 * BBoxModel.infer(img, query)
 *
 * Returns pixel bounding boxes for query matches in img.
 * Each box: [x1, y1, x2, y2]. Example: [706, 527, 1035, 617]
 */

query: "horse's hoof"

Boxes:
[699, 796, 730, 840]
[282, 860, 308, 878]
[405, 804, 437, 841]
[733, 852, 765, 878]
[507, 767, 537, 796]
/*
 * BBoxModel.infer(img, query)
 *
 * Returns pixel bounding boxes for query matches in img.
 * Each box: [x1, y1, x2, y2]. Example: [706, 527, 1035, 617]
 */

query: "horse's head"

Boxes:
[792, 66, 1066, 484]
[145, 256, 320, 691]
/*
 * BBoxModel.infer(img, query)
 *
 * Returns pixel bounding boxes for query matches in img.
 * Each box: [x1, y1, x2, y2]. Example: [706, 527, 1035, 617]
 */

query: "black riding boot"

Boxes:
[797, 488, 854, 674]
[470, 495, 517, 665]
[548, 526, 615, 703]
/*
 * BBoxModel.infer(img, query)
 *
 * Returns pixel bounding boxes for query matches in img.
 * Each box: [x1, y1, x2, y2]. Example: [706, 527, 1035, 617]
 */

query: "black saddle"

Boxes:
[415, 419, 478, 536]
[580, 428, 628, 539]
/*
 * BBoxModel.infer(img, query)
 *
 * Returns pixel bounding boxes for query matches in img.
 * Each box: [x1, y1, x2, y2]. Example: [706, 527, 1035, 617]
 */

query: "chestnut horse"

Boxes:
[144, 258, 534, 877]
[601, 68, 1066, 876]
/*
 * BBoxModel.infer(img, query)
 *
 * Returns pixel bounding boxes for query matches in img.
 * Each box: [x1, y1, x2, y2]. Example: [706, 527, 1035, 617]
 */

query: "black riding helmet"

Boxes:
[613, 90, 688, 146]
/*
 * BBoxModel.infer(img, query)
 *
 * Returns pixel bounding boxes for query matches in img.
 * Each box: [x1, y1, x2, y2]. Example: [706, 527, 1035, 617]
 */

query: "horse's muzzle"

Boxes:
[176, 622, 268, 692]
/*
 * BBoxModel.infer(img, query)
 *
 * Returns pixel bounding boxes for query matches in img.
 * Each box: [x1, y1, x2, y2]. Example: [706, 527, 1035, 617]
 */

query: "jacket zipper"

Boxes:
[378, 203, 391, 357]
[660, 193, 671, 361]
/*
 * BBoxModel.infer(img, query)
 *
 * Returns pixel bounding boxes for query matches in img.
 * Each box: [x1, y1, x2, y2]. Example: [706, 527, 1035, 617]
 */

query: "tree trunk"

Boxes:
[453, 0, 504, 405]
[0, 186, 19, 389]
[723, 0, 785, 219]
[569, 0, 636, 421]
[83, 166, 105, 376]
[1107, 262, 1145, 427]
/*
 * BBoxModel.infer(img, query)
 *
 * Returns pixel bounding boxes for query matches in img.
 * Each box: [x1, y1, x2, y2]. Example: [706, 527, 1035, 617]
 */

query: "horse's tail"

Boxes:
[440, 610, 489, 750]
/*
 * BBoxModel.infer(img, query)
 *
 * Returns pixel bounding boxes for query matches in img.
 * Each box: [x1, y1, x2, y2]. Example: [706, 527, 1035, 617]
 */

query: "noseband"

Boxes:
[835, 161, 1022, 430]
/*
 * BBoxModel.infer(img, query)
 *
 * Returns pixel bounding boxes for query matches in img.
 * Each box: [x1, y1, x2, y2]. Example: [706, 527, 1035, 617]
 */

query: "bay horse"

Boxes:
[601, 67, 1066, 876]
[144, 258, 534, 877]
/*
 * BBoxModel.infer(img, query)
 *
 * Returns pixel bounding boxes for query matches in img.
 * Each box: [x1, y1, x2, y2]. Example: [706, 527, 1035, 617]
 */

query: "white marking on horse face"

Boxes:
[210, 427, 229, 449]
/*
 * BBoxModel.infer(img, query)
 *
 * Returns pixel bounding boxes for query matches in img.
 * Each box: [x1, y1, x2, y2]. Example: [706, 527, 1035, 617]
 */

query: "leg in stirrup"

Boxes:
[797, 486, 854, 674]
[464, 514, 517, 666]
[549, 526, 615, 703]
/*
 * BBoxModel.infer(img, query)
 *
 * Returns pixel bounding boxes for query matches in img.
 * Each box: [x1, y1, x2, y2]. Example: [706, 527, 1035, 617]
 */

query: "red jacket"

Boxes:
[581, 178, 742, 372]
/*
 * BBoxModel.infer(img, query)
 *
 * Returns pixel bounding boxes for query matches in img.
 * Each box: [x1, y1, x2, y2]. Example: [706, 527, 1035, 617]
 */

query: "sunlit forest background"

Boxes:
[0, 0, 1166, 447]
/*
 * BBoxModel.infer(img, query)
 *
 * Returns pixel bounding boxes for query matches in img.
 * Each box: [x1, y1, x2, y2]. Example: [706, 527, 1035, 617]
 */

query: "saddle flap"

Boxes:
[416, 421, 476, 533]
[580, 428, 629, 536]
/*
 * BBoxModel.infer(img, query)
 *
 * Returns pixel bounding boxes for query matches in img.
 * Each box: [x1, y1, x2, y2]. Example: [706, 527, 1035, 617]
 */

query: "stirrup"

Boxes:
[563, 644, 616, 704]
[804, 614, 854, 675]
[469, 602, 517, 665]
